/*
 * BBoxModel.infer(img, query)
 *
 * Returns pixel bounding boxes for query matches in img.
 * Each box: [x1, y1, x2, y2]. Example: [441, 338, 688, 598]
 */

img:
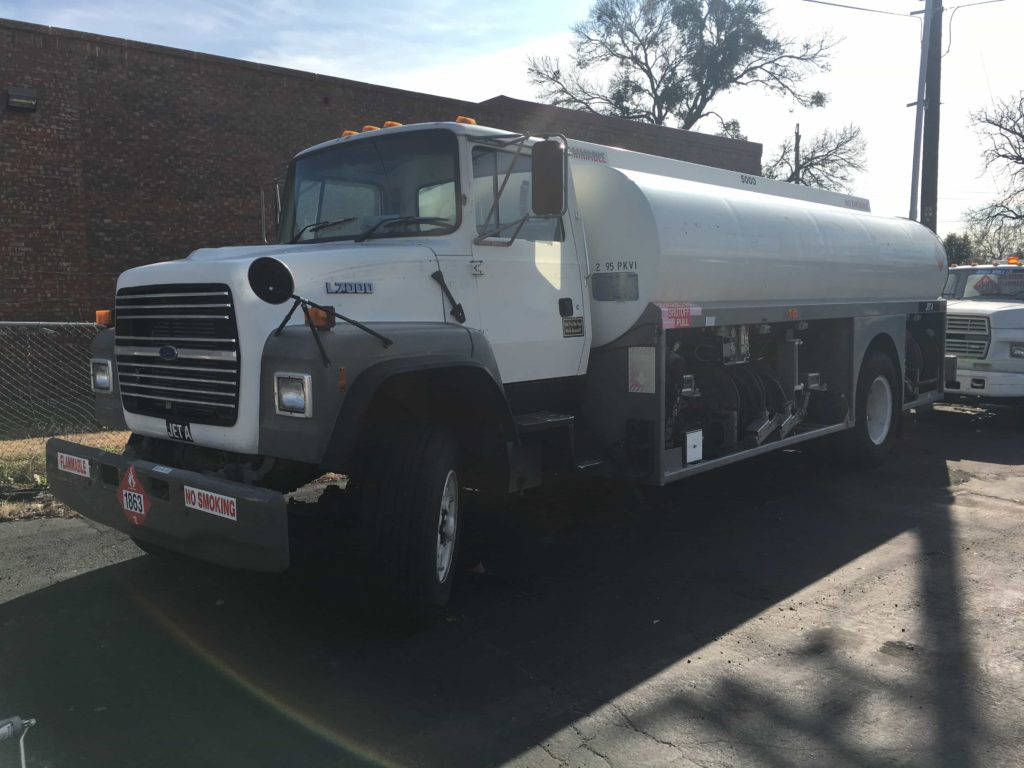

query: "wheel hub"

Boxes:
[435, 470, 459, 583]
[865, 374, 893, 446]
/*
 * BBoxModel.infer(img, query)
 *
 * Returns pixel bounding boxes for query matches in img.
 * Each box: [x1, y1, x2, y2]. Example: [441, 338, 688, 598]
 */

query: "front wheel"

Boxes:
[844, 350, 899, 467]
[355, 428, 462, 624]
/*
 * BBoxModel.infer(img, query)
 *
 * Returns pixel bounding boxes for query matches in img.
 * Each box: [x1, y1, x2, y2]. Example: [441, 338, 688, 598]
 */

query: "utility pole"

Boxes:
[908, 0, 933, 222]
[794, 123, 802, 184]
[919, 0, 943, 232]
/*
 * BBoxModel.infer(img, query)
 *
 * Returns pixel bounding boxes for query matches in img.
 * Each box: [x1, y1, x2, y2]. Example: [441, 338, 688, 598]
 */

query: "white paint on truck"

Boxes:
[568, 143, 947, 347]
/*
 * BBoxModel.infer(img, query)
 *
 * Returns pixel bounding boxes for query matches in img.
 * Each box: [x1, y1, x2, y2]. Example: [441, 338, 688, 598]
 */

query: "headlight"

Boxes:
[275, 373, 312, 417]
[1010, 343, 1024, 360]
[91, 359, 112, 393]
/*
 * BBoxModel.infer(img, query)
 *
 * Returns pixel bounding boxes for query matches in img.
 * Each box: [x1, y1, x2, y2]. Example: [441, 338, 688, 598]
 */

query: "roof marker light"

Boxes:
[455, 115, 477, 125]
[341, 130, 358, 137]
[382, 121, 403, 128]
[362, 124, 380, 132]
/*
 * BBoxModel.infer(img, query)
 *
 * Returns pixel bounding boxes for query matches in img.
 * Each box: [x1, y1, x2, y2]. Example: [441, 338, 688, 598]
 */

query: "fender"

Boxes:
[319, 351, 518, 473]
[258, 322, 517, 469]
[91, 327, 128, 430]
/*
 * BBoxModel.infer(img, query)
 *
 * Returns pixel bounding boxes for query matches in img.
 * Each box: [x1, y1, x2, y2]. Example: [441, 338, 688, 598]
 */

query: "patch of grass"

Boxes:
[0, 431, 129, 490]
[0, 431, 129, 521]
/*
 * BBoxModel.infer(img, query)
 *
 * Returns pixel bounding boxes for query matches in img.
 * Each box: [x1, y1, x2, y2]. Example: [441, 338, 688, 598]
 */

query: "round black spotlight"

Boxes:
[248, 257, 294, 305]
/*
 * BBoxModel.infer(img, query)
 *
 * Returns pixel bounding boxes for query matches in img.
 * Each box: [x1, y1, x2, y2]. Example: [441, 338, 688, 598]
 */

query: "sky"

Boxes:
[2, 0, 1021, 235]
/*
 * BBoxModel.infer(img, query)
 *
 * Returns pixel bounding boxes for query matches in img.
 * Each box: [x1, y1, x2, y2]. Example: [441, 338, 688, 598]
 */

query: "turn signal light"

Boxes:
[362, 124, 380, 132]
[1008, 255, 1021, 265]
[382, 120, 403, 128]
[95, 309, 113, 326]
[306, 306, 336, 330]
[455, 115, 477, 125]
[341, 130, 358, 137]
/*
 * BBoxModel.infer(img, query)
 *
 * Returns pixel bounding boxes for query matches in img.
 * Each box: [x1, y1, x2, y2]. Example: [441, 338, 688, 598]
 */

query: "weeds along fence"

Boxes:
[0, 322, 102, 439]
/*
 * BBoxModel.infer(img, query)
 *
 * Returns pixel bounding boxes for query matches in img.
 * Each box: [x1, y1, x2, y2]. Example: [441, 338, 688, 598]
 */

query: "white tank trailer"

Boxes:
[46, 121, 954, 621]
[570, 145, 947, 346]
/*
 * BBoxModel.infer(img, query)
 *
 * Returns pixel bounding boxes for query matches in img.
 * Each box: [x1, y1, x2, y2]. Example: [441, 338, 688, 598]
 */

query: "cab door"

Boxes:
[469, 144, 587, 384]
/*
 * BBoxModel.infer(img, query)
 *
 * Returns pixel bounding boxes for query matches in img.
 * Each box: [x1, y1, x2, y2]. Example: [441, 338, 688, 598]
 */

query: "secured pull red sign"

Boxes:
[118, 465, 150, 526]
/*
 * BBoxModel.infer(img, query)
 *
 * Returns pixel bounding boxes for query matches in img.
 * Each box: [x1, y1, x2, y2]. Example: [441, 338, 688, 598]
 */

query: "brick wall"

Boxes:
[0, 18, 762, 321]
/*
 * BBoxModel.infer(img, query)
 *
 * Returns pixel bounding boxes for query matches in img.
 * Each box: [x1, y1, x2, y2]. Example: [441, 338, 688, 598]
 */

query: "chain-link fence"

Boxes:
[0, 322, 102, 440]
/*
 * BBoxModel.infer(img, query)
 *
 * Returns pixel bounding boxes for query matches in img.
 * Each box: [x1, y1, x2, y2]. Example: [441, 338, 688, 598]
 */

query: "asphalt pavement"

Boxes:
[0, 405, 1022, 768]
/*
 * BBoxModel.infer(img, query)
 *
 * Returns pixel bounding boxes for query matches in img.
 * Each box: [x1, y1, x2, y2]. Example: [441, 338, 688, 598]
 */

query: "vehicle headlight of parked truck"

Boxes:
[47, 118, 954, 623]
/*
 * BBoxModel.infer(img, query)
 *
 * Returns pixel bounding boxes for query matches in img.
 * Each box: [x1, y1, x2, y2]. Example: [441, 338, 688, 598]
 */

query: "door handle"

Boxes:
[558, 297, 574, 318]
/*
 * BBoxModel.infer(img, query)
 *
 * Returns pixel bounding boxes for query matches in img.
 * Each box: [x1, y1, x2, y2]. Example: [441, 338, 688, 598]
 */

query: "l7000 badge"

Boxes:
[325, 281, 374, 294]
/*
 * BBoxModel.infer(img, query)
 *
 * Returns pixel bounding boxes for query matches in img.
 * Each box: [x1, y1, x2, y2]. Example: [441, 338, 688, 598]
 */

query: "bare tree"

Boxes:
[527, 0, 833, 129]
[762, 124, 866, 193]
[970, 92, 1024, 227]
[965, 217, 1024, 263]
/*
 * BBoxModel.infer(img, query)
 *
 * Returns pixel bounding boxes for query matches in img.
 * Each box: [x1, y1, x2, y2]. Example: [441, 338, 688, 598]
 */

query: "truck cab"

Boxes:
[942, 262, 1024, 415]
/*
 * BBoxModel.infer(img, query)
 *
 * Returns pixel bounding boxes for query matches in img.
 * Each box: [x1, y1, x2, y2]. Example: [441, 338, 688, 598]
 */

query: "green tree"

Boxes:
[942, 232, 974, 266]
[527, 0, 833, 129]
[762, 124, 866, 193]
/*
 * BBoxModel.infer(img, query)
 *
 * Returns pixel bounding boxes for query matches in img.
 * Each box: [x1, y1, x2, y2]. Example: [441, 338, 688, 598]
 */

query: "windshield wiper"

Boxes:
[353, 216, 450, 243]
[291, 217, 357, 243]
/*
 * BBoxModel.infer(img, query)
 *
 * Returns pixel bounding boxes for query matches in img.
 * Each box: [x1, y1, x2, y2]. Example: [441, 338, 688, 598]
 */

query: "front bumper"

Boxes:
[46, 438, 289, 572]
[946, 370, 1024, 399]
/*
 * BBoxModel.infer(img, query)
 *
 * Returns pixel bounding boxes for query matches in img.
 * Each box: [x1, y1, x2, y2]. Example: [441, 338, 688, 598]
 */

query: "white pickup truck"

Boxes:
[942, 263, 1024, 418]
[47, 118, 952, 621]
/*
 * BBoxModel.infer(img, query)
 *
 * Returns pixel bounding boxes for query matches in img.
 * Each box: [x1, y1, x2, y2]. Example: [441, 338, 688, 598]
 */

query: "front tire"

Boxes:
[845, 350, 899, 467]
[355, 428, 462, 624]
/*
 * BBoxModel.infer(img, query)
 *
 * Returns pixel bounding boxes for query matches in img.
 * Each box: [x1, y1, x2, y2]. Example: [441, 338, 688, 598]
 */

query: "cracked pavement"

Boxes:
[0, 404, 1022, 767]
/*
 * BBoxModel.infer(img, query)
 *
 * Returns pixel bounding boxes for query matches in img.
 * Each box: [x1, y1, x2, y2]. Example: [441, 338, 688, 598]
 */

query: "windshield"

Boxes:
[947, 268, 1024, 301]
[279, 129, 460, 244]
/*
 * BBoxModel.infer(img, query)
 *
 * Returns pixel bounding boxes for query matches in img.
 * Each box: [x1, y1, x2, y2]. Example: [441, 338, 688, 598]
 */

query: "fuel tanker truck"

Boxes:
[47, 119, 952, 620]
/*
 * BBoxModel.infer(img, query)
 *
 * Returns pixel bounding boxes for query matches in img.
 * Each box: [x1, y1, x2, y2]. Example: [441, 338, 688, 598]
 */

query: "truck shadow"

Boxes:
[0, 408, 1006, 768]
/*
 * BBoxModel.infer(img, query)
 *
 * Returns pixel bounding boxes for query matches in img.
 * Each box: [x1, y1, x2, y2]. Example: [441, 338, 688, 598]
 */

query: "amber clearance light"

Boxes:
[95, 309, 114, 326]
[305, 306, 336, 330]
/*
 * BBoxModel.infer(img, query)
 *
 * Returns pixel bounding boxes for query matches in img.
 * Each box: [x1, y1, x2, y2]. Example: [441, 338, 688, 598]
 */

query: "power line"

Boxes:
[801, 0, 918, 19]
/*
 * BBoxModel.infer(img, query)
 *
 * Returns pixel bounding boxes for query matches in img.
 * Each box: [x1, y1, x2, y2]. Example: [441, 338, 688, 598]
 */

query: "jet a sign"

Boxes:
[325, 281, 374, 295]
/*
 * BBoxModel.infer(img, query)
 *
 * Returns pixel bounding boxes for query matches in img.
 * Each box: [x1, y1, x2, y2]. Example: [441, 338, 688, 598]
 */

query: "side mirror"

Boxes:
[531, 139, 566, 217]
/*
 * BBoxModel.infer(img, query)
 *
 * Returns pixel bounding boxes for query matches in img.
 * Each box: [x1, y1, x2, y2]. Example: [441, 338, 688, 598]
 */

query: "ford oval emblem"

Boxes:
[159, 345, 178, 361]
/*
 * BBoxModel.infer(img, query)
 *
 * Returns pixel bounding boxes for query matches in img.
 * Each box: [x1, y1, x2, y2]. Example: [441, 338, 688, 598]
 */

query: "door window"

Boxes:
[472, 147, 563, 242]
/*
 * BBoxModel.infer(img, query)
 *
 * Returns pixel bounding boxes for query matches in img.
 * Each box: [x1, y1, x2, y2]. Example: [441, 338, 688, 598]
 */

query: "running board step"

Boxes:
[514, 411, 575, 434]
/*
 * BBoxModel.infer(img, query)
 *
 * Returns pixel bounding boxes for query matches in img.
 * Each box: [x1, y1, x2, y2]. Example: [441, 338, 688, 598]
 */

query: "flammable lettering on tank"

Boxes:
[568, 147, 607, 164]
[656, 302, 703, 330]
[562, 316, 585, 338]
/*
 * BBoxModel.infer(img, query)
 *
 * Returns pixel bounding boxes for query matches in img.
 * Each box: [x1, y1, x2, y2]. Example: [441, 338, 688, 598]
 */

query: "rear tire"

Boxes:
[844, 350, 899, 467]
[355, 428, 462, 625]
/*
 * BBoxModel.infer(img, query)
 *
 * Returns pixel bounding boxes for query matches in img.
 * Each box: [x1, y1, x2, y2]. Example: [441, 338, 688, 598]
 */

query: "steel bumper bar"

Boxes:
[45, 438, 289, 572]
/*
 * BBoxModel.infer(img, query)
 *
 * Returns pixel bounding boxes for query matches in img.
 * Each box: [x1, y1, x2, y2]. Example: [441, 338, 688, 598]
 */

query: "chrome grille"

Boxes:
[945, 338, 989, 359]
[946, 315, 989, 335]
[945, 314, 991, 361]
[115, 284, 240, 426]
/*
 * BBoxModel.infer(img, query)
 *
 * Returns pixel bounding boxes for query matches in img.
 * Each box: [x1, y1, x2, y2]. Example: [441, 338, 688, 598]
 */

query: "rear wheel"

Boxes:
[355, 428, 462, 624]
[844, 350, 899, 467]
